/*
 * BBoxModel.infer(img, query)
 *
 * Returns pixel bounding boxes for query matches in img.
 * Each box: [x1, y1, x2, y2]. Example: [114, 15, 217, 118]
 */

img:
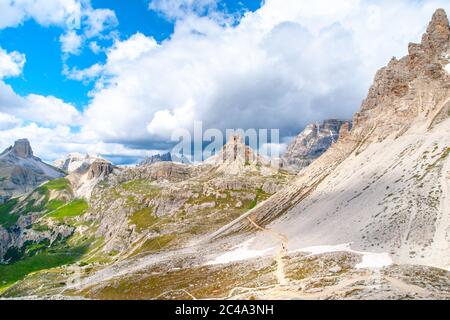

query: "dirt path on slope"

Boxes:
[246, 217, 289, 286]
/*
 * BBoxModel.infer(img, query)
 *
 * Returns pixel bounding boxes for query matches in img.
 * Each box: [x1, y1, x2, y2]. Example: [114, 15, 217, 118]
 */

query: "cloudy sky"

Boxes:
[0, 0, 449, 164]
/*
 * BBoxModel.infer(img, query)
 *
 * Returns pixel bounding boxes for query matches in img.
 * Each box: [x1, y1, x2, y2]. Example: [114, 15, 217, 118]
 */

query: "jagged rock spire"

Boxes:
[421, 8, 450, 52]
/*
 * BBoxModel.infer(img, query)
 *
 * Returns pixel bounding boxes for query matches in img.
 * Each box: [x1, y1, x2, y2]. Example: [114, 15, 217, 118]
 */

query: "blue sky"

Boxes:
[0, 0, 448, 164]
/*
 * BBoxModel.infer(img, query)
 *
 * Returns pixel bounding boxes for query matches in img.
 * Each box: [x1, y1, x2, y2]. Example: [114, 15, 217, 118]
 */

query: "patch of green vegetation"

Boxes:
[131, 234, 175, 256]
[45, 199, 66, 211]
[0, 243, 89, 292]
[108, 250, 119, 257]
[43, 178, 71, 191]
[120, 179, 160, 194]
[246, 188, 268, 210]
[129, 207, 159, 232]
[31, 223, 51, 232]
[47, 199, 88, 221]
[0, 199, 19, 228]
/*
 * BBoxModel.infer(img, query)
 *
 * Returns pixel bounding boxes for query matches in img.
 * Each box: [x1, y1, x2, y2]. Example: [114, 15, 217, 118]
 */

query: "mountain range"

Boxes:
[0, 9, 448, 300]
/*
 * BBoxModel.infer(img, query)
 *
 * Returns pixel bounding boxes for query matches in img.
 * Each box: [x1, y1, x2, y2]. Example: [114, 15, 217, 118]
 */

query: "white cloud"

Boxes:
[77, 0, 450, 149]
[83, 7, 118, 38]
[89, 41, 102, 54]
[0, 1, 118, 59]
[0, 112, 21, 130]
[0, 81, 81, 127]
[60, 30, 83, 54]
[149, 0, 218, 20]
[64, 63, 103, 82]
[0, 0, 82, 29]
[23, 94, 81, 126]
[259, 142, 287, 158]
[107, 33, 158, 67]
[0, 48, 26, 79]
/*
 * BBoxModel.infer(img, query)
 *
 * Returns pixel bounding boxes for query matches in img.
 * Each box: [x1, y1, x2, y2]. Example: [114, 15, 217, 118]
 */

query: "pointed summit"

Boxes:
[421, 8, 450, 52]
[12, 139, 33, 158]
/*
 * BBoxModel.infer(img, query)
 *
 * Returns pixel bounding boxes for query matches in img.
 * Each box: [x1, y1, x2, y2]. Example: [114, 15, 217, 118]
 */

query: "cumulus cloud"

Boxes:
[80, 0, 450, 149]
[23, 94, 81, 126]
[60, 30, 83, 54]
[0, 81, 81, 127]
[83, 7, 118, 38]
[0, 0, 82, 29]
[0, 0, 118, 60]
[0, 112, 21, 130]
[0, 48, 26, 79]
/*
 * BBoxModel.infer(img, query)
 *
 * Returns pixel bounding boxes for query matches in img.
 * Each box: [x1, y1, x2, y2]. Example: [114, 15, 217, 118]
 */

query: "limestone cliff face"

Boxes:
[86, 160, 114, 180]
[352, 8, 450, 143]
[0, 139, 65, 203]
[282, 120, 351, 171]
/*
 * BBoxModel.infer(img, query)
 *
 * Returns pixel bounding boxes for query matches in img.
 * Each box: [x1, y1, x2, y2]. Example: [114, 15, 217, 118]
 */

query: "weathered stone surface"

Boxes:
[282, 119, 351, 171]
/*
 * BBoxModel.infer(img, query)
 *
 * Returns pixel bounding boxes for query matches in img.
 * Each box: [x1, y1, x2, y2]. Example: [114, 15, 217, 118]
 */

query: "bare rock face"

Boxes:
[354, 8, 450, 140]
[67, 159, 117, 200]
[282, 119, 351, 171]
[0, 139, 65, 203]
[11, 139, 33, 158]
[139, 152, 172, 166]
[86, 160, 114, 180]
[205, 135, 276, 175]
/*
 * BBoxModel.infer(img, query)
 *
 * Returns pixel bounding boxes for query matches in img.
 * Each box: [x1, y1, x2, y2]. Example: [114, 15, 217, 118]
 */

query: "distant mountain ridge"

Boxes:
[283, 119, 352, 171]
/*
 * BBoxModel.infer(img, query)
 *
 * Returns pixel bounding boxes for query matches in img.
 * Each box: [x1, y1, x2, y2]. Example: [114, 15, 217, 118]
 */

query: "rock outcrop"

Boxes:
[67, 159, 117, 199]
[205, 135, 277, 175]
[0, 139, 65, 203]
[283, 119, 351, 171]
[53, 153, 105, 174]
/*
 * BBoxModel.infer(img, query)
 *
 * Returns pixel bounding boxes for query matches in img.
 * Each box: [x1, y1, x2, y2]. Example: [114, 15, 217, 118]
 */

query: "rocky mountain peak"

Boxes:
[221, 134, 253, 163]
[282, 119, 351, 171]
[86, 159, 114, 180]
[356, 8, 450, 139]
[422, 8, 450, 52]
[11, 139, 33, 158]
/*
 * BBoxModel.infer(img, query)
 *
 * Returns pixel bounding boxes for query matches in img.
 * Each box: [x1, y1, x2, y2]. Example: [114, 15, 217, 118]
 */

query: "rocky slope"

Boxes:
[0, 136, 294, 295]
[0, 153, 116, 264]
[283, 119, 351, 171]
[0, 139, 65, 203]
